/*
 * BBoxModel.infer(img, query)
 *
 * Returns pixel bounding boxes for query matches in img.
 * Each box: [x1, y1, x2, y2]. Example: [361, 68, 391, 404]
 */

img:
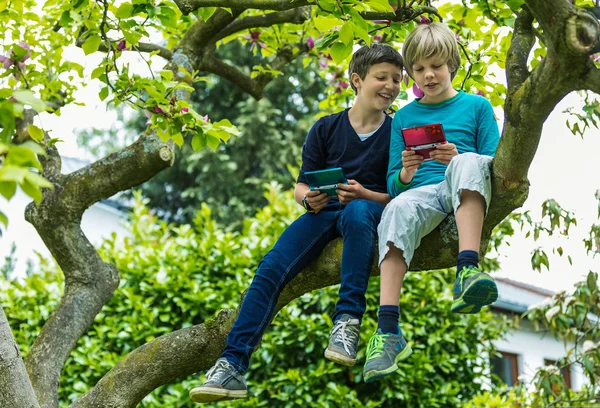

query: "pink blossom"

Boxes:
[373, 35, 383, 42]
[153, 105, 165, 114]
[144, 110, 153, 119]
[0, 56, 12, 70]
[0, 42, 31, 71]
[14, 42, 30, 62]
[244, 31, 266, 51]
[476, 90, 485, 96]
[250, 31, 260, 40]
[319, 56, 328, 69]
[181, 107, 189, 113]
[117, 40, 129, 51]
[459, 19, 465, 26]
[306, 37, 315, 51]
[203, 114, 209, 122]
[419, 16, 431, 25]
[403, 74, 410, 86]
[339, 81, 348, 89]
[412, 83, 424, 98]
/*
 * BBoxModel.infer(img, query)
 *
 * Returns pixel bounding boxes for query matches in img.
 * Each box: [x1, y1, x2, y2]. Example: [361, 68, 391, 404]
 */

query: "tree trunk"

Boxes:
[0, 306, 39, 408]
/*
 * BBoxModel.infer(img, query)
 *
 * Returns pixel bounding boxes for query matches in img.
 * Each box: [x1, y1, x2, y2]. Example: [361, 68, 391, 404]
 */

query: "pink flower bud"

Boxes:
[419, 16, 431, 24]
[459, 19, 465, 26]
[476, 90, 485, 96]
[250, 31, 261, 40]
[203, 114, 209, 122]
[0, 55, 12, 70]
[412, 83, 424, 98]
[181, 107, 189, 113]
[117, 40, 127, 51]
[339, 81, 348, 89]
[319, 57, 328, 69]
[306, 37, 315, 50]
[144, 110, 152, 119]
[153, 105, 165, 114]
[373, 35, 383, 42]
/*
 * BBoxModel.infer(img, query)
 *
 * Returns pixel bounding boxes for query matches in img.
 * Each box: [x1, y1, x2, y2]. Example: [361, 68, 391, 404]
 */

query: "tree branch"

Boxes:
[180, 7, 242, 53]
[210, 7, 311, 44]
[75, 39, 173, 60]
[199, 42, 305, 100]
[0, 306, 40, 408]
[506, 8, 534, 94]
[22, 134, 174, 408]
[174, 0, 311, 15]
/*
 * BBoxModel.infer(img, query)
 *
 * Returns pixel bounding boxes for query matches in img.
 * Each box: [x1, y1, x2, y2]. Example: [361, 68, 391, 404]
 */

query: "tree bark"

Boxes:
[0, 306, 39, 408]
[23, 135, 174, 408]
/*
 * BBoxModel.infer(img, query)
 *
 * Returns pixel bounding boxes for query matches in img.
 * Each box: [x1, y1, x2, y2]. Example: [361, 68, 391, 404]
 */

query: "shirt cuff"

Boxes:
[393, 172, 412, 191]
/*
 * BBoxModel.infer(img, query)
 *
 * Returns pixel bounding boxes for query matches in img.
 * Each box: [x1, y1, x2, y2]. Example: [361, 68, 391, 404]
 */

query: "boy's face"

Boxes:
[352, 62, 402, 111]
[411, 57, 455, 104]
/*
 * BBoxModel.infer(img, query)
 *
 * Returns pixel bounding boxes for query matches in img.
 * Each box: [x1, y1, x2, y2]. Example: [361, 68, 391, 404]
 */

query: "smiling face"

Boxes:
[352, 62, 402, 112]
[411, 57, 457, 104]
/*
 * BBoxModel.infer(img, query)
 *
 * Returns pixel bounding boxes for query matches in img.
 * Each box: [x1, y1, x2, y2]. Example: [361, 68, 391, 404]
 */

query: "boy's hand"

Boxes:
[305, 189, 330, 213]
[429, 143, 458, 165]
[401, 150, 424, 183]
[336, 180, 366, 205]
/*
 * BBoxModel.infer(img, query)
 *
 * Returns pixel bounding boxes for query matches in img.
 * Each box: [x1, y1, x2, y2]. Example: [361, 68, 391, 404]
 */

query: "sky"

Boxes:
[2, 39, 599, 293]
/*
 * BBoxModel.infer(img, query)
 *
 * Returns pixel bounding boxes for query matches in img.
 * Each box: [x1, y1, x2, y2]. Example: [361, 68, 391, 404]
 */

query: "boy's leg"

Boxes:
[324, 199, 383, 366]
[444, 153, 498, 313]
[364, 188, 447, 382]
[190, 206, 339, 403]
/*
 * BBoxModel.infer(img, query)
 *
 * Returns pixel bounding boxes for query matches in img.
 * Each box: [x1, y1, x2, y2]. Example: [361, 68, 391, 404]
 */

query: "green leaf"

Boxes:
[99, 87, 109, 101]
[122, 29, 143, 46]
[191, 131, 206, 151]
[20, 177, 42, 203]
[197, 7, 217, 22]
[329, 41, 353, 64]
[115, 2, 133, 19]
[0, 209, 7, 227]
[82, 34, 102, 55]
[206, 135, 220, 151]
[171, 132, 183, 147]
[587, 271, 597, 293]
[0, 165, 28, 183]
[25, 172, 53, 189]
[27, 124, 44, 142]
[314, 17, 341, 32]
[12, 90, 47, 112]
[338, 22, 354, 46]
[0, 181, 17, 200]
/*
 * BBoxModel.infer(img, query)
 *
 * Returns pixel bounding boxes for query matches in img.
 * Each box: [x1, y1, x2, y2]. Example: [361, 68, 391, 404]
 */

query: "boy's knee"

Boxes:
[344, 199, 380, 220]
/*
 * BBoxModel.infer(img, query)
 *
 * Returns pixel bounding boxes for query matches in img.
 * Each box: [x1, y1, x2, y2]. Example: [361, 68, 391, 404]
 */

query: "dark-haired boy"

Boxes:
[190, 43, 403, 403]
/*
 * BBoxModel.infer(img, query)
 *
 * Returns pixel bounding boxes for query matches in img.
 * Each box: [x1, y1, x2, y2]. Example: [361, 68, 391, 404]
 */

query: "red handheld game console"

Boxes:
[401, 123, 447, 161]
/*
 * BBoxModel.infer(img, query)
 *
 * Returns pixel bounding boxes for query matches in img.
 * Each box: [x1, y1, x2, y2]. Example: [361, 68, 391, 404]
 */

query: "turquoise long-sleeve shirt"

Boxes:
[387, 90, 500, 198]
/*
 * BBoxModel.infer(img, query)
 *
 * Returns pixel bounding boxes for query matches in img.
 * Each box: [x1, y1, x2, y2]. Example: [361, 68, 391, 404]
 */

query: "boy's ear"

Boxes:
[351, 72, 362, 90]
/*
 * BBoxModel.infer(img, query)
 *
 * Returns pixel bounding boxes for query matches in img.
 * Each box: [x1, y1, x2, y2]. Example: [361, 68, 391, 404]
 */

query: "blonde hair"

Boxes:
[402, 22, 461, 80]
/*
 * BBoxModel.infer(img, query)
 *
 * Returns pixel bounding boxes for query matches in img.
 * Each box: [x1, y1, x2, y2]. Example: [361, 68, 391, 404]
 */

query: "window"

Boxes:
[491, 351, 519, 386]
[544, 359, 572, 389]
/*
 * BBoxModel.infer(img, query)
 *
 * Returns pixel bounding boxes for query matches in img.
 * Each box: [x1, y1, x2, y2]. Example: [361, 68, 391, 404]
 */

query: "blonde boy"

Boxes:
[362, 22, 501, 382]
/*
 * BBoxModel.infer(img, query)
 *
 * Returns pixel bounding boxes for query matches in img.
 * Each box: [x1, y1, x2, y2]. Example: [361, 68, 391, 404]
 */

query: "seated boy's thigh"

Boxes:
[378, 186, 448, 264]
[264, 210, 338, 272]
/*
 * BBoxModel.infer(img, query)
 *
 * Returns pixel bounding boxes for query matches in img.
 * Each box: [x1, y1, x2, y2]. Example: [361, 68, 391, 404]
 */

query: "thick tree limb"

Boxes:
[506, 9, 534, 94]
[23, 135, 174, 408]
[174, 0, 311, 15]
[199, 42, 305, 100]
[0, 306, 39, 408]
[209, 7, 311, 44]
[180, 8, 242, 53]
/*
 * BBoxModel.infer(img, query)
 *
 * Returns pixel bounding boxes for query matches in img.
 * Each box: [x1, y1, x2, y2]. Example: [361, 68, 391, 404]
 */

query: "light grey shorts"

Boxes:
[378, 153, 493, 267]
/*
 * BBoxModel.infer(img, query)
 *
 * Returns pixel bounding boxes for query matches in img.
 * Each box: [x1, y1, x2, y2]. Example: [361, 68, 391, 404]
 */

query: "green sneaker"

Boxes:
[451, 266, 498, 314]
[363, 329, 412, 383]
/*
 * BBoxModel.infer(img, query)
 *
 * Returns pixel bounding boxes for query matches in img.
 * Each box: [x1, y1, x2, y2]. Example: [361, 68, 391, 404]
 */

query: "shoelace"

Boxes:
[206, 359, 231, 382]
[458, 267, 479, 288]
[331, 319, 359, 354]
[366, 333, 387, 360]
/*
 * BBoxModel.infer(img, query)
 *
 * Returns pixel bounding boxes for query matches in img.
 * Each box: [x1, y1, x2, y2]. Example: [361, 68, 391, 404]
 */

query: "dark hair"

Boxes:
[348, 43, 403, 93]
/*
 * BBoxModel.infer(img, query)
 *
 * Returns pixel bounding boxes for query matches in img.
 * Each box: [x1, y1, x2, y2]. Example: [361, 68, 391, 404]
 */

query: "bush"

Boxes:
[1, 184, 505, 407]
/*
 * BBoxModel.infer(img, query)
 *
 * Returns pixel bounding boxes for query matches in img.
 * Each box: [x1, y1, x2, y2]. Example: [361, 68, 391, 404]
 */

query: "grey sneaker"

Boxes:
[189, 358, 248, 403]
[451, 266, 498, 314]
[324, 314, 360, 366]
[363, 328, 412, 383]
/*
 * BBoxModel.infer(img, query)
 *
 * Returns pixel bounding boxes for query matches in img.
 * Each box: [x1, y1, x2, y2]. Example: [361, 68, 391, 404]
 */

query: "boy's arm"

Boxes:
[387, 115, 412, 198]
[476, 99, 501, 156]
[361, 189, 391, 206]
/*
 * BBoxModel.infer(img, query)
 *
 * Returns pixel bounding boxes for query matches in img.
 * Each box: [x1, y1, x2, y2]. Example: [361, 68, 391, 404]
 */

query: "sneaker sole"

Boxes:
[452, 277, 498, 314]
[324, 348, 356, 366]
[363, 343, 413, 383]
[189, 387, 247, 403]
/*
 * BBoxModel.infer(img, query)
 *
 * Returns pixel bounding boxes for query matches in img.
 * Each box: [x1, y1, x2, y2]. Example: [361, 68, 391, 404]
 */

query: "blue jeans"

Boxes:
[220, 199, 384, 373]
